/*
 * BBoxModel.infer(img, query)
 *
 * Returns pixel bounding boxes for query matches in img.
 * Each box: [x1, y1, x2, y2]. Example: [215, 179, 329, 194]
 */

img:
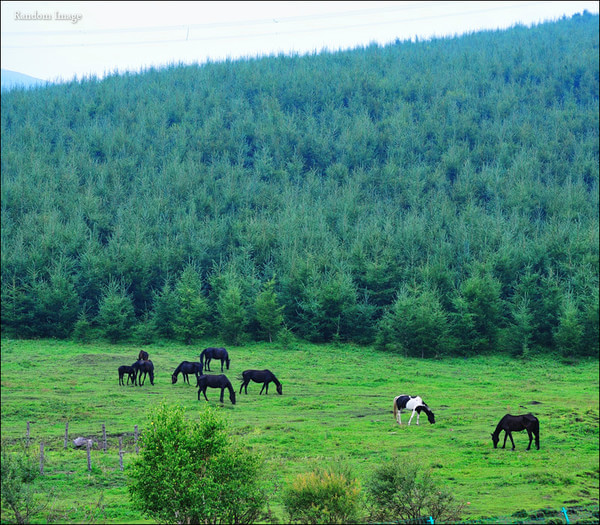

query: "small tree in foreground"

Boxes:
[127, 403, 268, 524]
[283, 463, 362, 524]
[1, 446, 47, 524]
[365, 458, 464, 524]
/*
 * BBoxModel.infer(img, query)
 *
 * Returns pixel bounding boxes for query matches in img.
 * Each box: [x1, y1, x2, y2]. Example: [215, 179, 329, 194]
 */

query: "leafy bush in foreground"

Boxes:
[127, 403, 268, 524]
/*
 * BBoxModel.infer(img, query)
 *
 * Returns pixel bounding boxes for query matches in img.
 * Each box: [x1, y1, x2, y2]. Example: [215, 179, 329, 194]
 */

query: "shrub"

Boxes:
[283, 463, 362, 524]
[1, 445, 47, 524]
[127, 403, 268, 524]
[365, 458, 464, 523]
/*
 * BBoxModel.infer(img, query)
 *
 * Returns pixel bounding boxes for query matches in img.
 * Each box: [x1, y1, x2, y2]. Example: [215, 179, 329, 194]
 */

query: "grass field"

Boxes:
[1, 338, 598, 523]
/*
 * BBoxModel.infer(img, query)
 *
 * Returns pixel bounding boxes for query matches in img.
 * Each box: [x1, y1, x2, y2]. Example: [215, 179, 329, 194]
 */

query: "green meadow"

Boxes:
[1, 338, 598, 523]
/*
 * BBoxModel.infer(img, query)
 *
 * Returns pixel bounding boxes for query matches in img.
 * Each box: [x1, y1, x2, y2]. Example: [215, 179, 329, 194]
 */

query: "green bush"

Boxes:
[127, 403, 268, 524]
[1, 446, 47, 524]
[365, 458, 464, 523]
[283, 464, 362, 524]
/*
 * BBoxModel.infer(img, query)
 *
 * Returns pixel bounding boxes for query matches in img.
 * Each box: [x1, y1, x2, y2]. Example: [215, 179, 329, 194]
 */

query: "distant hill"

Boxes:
[1, 69, 48, 91]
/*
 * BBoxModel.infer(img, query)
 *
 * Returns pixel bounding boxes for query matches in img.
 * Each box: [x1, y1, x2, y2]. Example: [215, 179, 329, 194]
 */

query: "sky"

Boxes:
[1, 1, 598, 82]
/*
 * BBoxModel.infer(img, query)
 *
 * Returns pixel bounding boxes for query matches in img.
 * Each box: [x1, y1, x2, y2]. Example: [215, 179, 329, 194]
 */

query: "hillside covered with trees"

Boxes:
[1, 12, 598, 357]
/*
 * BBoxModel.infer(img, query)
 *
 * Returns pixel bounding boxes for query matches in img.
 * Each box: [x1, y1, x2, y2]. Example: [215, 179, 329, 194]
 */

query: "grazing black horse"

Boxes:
[196, 374, 236, 405]
[138, 350, 149, 361]
[239, 369, 283, 395]
[393, 395, 436, 425]
[200, 347, 230, 372]
[118, 365, 137, 386]
[132, 359, 154, 386]
[492, 413, 540, 450]
[172, 361, 203, 385]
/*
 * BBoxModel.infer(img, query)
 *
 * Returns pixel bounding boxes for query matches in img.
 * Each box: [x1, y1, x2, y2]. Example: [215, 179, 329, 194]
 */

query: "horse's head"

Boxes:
[491, 433, 499, 448]
[230, 391, 236, 405]
[427, 410, 436, 424]
[276, 383, 283, 395]
[171, 374, 177, 384]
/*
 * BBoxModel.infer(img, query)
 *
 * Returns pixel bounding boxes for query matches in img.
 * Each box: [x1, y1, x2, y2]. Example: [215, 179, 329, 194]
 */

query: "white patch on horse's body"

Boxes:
[393, 395, 435, 425]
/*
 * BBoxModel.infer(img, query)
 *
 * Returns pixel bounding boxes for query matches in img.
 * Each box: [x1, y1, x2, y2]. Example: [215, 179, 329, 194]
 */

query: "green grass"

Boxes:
[1, 338, 598, 523]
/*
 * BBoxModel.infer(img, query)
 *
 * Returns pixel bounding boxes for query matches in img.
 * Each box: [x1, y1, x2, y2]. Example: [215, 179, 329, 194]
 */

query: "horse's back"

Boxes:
[395, 395, 411, 410]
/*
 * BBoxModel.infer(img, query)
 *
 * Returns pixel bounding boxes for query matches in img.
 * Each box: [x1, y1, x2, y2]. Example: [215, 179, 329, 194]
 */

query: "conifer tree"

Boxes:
[217, 283, 247, 345]
[254, 277, 284, 342]
[173, 265, 210, 345]
[96, 279, 135, 343]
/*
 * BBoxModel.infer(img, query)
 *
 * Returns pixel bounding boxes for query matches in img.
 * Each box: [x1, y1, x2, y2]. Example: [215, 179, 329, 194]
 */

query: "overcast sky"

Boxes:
[1, 1, 598, 82]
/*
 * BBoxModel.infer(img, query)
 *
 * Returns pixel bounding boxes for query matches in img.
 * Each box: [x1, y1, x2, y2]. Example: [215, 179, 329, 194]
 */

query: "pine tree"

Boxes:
[217, 283, 247, 345]
[255, 277, 284, 342]
[173, 265, 210, 345]
[96, 279, 135, 343]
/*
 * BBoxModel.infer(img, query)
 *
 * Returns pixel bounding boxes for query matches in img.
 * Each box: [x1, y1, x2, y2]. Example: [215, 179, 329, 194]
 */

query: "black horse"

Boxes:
[138, 350, 149, 361]
[196, 374, 236, 405]
[239, 369, 283, 395]
[491, 413, 540, 450]
[172, 361, 203, 385]
[118, 365, 137, 386]
[200, 347, 230, 372]
[132, 359, 154, 386]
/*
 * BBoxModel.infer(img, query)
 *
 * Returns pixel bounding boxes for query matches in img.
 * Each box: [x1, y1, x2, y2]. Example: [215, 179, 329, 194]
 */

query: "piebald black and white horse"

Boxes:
[132, 359, 154, 386]
[118, 365, 137, 386]
[239, 369, 283, 395]
[491, 413, 540, 450]
[196, 374, 236, 405]
[393, 395, 435, 425]
[171, 361, 203, 385]
[200, 347, 230, 372]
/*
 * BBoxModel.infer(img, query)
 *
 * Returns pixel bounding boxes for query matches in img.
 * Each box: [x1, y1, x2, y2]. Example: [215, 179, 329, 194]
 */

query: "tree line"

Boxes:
[1, 12, 598, 357]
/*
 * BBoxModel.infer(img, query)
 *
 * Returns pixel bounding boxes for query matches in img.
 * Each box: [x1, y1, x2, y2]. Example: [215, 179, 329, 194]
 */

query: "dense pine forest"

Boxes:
[1, 12, 598, 357]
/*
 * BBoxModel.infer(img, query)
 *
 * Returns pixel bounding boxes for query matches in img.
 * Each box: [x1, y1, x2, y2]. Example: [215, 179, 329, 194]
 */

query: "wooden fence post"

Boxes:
[134, 425, 139, 454]
[102, 423, 107, 453]
[87, 439, 92, 472]
[64, 421, 69, 450]
[39, 442, 44, 475]
[119, 435, 124, 471]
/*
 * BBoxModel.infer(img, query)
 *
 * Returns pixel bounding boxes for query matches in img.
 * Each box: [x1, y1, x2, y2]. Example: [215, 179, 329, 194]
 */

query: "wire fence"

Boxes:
[7, 422, 599, 524]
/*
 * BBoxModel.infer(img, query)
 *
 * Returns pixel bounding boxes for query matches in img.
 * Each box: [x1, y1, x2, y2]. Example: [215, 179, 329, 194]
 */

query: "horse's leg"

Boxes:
[203, 388, 209, 402]
[408, 409, 416, 426]
[397, 409, 402, 425]
[502, 431, 508, 448]
[220, 388, 225, 403]
[508, 432, 516, 450]
[259, 383, 266, 395]
[526, 430, 533, 450]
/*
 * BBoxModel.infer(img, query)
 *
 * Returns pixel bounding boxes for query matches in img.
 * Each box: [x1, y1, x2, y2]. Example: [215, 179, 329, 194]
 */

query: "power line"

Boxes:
[0, 1, 575, 50]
